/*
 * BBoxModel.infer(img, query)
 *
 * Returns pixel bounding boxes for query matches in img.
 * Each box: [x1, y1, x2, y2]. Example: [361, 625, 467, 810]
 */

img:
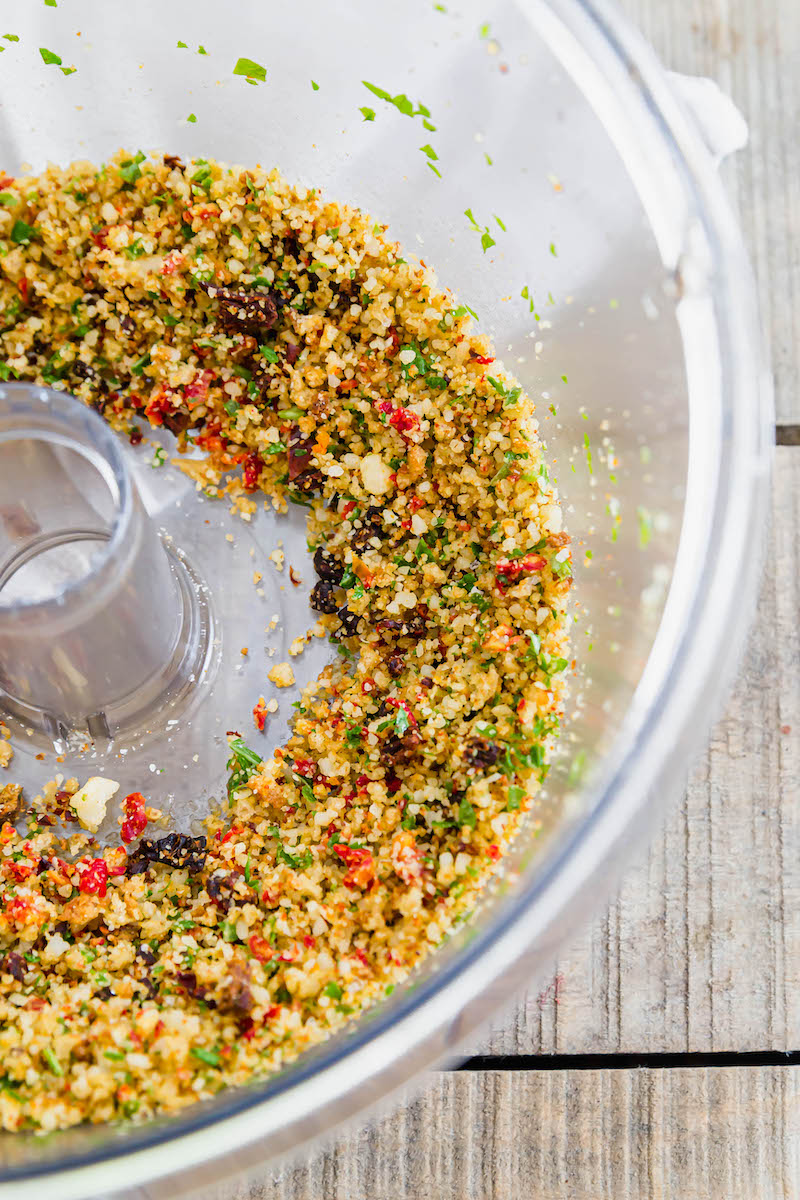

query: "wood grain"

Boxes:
[483, 447, 800, 1054]
[617, 0, 800, 424]
[212, 1067, 800, 1200]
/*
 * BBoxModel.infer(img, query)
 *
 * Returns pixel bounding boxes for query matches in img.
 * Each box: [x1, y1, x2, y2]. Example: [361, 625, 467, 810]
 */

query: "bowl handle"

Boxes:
[667, 72, 749, 164]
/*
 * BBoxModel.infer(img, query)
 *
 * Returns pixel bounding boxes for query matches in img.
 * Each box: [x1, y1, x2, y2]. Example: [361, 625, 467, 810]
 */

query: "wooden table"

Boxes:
[218, 3, 800, 1195]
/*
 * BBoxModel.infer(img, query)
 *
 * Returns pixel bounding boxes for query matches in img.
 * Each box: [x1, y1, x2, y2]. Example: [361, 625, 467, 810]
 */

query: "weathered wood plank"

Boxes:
[617, 0, 800, 423]
[482, 446, 800, 1054]
[211, 1067, 800, 1200]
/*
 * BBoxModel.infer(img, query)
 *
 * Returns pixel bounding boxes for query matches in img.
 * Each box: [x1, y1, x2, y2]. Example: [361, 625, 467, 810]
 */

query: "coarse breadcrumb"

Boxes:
[0, 152, 572, 1131]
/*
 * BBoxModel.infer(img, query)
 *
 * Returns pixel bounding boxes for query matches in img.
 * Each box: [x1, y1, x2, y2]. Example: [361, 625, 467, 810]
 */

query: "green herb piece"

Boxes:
[221, 920, 238, 942]
[479, 20, 491, 37]
[42, 1048, 63, 1076]
[223, 399, 240, 419]
[0, 193, 16, 207]
[177, 40, 187, 48]
[311, 79, 319, 91]
[150, 446, 167, 469]
[10, 219, 36, 244]
[360, 106, 376, 121]
[191, 1046, 220, 1067]
[187, 112, 197, 123]
[103, 1049, 125, 1062]
[419, 144, 438, 161]
[124, 237, 147, 260]
[507, 785, 525, 811]
[260, 344, 279, 363]
[197, 45, 208, 55]
[262, 441, 285, 456]
[45, 1, 57, 7]
[279, 405, 305, 420]
[637, 506, 653, 549]
[494, 214, 506, 231]
[233, 56, 266, 83]
[3, 34, 19, 41]
[226, 736, 263, 800]
[131, 353, 151, 376]
[323, 981, 343, 1000]
[39, 46, 61, 64]
[550, 241, 557, 256]
[119, 150, 146, 184]
[394, 707, 410, 737]
[457, 796, 476, 828]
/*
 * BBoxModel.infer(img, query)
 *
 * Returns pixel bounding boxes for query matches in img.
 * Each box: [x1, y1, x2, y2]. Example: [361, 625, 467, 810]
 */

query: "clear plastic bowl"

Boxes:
[0, 0, 771, 1194]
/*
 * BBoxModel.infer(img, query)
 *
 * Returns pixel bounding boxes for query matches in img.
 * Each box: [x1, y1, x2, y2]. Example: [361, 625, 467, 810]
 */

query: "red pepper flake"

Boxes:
[17, 277, 29, 304]
[248, 934, 273, 963]
[495, 554, 547, 588]
[488, 845, 501, 862]
[266, 1005, 281, 1019]
[293, 759, 315, 778]
[356, 774, 369, 791]
[160, 250, 185, 276]
[242, 450, 262, 491]
[5, 862, 33, 883]
[472, 353, 495, 365]
[79, 859, 109, 898]
[289, 566, 302, 587]
[386, 696, 418, 729]
[333, 844, 376, 889]
[361, 678, 376, 695]
[341, 500, 357, 517]
[303, 935, 316, 948]
[253, 697, 267, 732]
[408, 495, 426, 513]
[90, 228, 109, 249]
[120, 792, 148, 844]
[337, 379, 358, 392]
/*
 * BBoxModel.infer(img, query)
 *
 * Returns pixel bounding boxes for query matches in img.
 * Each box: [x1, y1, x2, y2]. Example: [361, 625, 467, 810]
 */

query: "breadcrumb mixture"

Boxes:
[0, 153, 571, 1131]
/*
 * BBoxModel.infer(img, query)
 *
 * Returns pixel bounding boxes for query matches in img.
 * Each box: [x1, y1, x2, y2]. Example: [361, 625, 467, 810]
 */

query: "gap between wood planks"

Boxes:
[454, 1051, 800, 1071]
[775, 425, 800, 444]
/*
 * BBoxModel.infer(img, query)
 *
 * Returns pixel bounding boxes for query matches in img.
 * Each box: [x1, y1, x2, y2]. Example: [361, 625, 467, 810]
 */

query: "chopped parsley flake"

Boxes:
[233, 56, 267, 84]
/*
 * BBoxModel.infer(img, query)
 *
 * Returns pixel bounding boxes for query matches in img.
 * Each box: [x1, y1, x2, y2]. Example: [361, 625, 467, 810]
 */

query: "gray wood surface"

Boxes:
[618, 0, 800, 425]
[223, 1068, 800, 1200]
[210, 2, 799, 1195]
[484, 452, 800, 1054]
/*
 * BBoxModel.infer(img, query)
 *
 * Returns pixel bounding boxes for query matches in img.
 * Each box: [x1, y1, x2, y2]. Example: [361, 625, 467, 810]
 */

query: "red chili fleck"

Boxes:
[472, 354, 495, 365]
[266, 1005, 281, 1019]
[386, 327, 401, 357]
[253, 697, 267, 732]
[17, 277, 29, 304]
[337, 379, 358, 392]
[386, 697, 418, 728]
[334, 844, 375, 889]
[408, 495, 426, 513]
[120, 792, 148, 844]
[248, 934, 273, 963]
[303, 935, 316, 948]
[386, 775, 402, 795]
[388, 406, 419, 434]
[6, 862, 33, 883]
[79, 859, 109, 898]
[401, 517, 412, 530]
[361, 678, 376, 695]
[293, 759, 315, 778]
[488, 845, 501, 862]
[356, 774, 369, 790]
[160, 250, 185, 276]
[341, 500, 357, 517]
[90, 228, 109, 249]
[242, 451, 262, 491]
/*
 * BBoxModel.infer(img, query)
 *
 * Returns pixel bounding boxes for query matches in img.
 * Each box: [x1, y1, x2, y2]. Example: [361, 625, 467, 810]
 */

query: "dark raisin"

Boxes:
[163, 154, 185, 170]
[36, 857, 51, 875]
[135, 944, 156, 966]
[313, 547, 343, 584]
[117, 313, 135, 336]
[388, 654, 405, 678]
[351, 505, 384, 551]
[285, 339, 301, 365]
[310, 580, 339, 614]
[126, 833, 206, 876]
[96, 986, 114, 1001]
[466, 738, 501, 769]
[336, 605, 361, 638]
[287, 425, 315, 480]
[381, 728, 422, 764]
[405, 611, 427, 639]
[176, 971, 207, 1000]
[217, 961, 255, 1014]
[129, 427, 143, 446]
[2, 952, 25, 981]
[203, 283, 278, 336]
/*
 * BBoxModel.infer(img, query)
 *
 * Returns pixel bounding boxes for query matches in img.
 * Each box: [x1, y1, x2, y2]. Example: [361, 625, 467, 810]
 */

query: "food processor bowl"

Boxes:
[0, 0, 771, 1194]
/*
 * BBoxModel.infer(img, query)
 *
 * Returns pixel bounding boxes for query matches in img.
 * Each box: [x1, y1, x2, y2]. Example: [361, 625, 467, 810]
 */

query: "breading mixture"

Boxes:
[0, 153, 571, 1130]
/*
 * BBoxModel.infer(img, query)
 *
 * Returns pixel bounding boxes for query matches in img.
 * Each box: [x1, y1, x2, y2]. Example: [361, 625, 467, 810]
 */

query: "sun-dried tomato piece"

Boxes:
[204, 283, 278, 336]
[121, 792, 148, 844]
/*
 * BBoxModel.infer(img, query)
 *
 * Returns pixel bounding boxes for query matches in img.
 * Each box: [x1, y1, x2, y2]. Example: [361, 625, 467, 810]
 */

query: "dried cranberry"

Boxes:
[285, 339, 301, 365]
[121, 792, 148, 844]
[310, 580, 339, 614]
[2, 951, 25, 981]
[466, 738, 501, 769]
[388, 654, 405, 678]
[313, 547, 343, 583]
[336, 605, 361, 638]
[203, 283, 278, 336]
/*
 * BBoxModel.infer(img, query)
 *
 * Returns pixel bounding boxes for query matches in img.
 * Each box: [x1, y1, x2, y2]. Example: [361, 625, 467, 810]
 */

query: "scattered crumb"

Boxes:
[241, 646, 249, 656]
[268, 548, 284, 571]
[0, 739, 12, 769]
[70, 776, 120, 832]
[288, 636, 306, 657]
[289, 566, 302, 586]
[268, 661, 295, 688]
[253, 571, 263, 585]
